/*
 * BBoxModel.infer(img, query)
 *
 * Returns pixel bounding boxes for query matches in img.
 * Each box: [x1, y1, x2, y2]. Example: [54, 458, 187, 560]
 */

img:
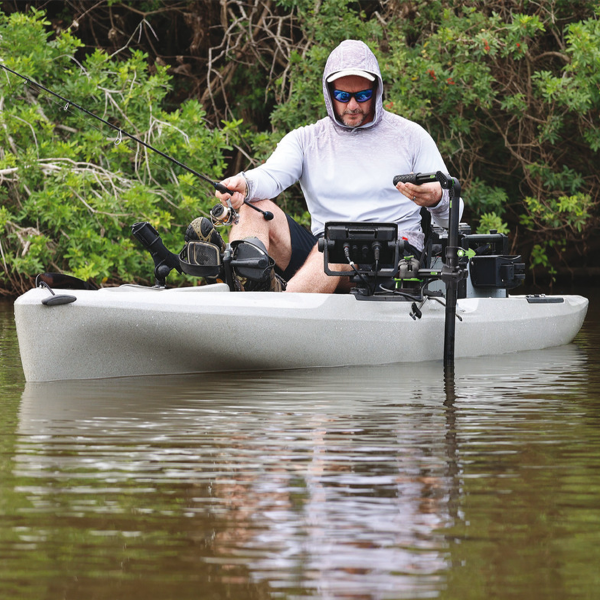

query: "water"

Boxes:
[1, 290, 600, 599]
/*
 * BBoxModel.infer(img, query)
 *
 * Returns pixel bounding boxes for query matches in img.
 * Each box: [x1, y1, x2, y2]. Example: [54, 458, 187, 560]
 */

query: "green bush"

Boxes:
[262, 1, 599, 269]
[0, 8, 238, 293]
[381, 1, 599, 257]
[2, 1, 599, 293]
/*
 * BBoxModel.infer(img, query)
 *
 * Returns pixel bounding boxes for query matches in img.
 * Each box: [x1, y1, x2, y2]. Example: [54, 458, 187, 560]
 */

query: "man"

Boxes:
[214, 39, 457, 293]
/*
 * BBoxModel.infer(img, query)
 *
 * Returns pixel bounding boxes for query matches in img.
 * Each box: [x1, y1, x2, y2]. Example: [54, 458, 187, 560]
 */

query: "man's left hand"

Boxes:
[395, 180, 443, 208]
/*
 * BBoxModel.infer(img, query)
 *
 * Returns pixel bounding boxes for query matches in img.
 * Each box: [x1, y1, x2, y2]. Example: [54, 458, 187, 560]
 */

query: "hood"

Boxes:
[323, 40, 384, 130]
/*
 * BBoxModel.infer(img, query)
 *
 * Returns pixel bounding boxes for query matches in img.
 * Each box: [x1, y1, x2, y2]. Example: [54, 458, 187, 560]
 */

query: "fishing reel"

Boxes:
[210, 196, 275, 227]
[210, 200, 239, 227]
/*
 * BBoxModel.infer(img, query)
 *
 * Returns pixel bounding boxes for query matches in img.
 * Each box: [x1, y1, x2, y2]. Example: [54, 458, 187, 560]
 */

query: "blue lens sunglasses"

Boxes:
[332, 88, 374, 103]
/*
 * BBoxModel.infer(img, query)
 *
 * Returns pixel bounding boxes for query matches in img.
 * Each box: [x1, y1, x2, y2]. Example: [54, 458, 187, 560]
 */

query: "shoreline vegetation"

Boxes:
[1, 1, 599, 296]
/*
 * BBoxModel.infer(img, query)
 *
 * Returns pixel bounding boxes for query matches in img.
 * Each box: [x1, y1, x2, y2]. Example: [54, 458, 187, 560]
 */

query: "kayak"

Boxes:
[0, 65, 588, 382]
[13, 196, 589, 382]
[14, 283, 588, 382]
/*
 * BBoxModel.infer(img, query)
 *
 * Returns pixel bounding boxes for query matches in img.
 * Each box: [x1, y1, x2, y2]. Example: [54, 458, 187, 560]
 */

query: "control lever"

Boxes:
[393, 172, 440, 186]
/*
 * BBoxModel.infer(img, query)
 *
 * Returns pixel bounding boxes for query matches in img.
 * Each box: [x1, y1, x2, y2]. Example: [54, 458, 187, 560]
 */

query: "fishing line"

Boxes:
[30, 82, 165, 181]
[0, 63, 273, 220]
[14, 78, 131, 148]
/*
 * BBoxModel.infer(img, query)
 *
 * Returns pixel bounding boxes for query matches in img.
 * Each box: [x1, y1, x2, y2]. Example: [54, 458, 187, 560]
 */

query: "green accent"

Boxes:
[394, 278, 422, 289]
[466, 248, 477, 259]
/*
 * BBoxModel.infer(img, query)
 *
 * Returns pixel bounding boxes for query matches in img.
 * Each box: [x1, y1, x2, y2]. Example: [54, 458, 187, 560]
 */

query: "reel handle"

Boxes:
[212, 182, 274, 221]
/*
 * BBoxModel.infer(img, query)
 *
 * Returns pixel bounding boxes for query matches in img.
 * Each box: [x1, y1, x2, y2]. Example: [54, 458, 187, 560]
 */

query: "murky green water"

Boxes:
[1, 290, 600, 599]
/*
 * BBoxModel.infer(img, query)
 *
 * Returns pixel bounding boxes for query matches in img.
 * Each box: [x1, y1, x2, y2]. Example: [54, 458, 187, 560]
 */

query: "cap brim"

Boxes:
[326, 69, 376, 83]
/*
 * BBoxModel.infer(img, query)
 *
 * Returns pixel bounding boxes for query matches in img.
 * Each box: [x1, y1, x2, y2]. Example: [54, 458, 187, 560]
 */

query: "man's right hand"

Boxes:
[215, 175, 247, 210]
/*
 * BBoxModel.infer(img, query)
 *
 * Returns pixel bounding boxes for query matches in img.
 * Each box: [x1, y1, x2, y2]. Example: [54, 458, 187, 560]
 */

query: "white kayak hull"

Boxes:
[14, 284, 588, 382]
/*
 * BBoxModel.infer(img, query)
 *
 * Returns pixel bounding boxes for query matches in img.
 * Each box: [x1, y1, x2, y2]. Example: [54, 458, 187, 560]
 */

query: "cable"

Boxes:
[343, 243, 373, 294]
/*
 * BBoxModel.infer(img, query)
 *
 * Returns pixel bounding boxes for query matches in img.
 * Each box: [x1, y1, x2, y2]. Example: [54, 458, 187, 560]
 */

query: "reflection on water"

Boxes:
[2, 298, 600, 599]
[18, 362, 461, 598]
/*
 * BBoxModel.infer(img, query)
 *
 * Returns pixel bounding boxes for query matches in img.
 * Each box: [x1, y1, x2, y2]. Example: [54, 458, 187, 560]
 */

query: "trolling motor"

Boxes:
[391, 171, 468, 367]
[434, 172, 465, 370]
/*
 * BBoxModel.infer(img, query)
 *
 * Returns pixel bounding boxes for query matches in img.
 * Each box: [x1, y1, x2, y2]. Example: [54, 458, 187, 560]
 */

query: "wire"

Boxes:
[343, 244, 373, 294]
[377, 286, 422, 301]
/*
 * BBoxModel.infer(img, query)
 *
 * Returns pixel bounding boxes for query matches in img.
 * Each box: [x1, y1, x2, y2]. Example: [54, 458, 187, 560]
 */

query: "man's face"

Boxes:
[331, 75, 375, 127]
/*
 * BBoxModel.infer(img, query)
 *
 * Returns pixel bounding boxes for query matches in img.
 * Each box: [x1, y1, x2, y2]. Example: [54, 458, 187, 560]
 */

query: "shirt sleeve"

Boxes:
[429, 192, 464, 229]
[242, 130, 305, 201]
[411, 126, 464, 228]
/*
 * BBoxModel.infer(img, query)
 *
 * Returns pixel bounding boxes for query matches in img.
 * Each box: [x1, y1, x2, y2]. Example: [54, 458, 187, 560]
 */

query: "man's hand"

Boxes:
[395, 180, 442, 208]
[215, 175, 247, 210]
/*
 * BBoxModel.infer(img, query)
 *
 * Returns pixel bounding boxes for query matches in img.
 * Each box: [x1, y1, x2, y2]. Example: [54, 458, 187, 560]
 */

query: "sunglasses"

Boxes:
[332, 88, 374, 103]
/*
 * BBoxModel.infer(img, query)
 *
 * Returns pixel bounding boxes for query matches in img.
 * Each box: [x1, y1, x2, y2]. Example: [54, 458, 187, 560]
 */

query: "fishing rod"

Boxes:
[0, 62, 273, 221]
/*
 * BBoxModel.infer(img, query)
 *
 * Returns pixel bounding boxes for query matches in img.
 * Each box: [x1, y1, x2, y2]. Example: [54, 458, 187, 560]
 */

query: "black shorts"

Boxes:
[275, 214, 318, 282]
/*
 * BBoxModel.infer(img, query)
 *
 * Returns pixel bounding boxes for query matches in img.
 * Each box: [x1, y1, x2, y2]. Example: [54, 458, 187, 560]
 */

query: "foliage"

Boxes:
[520, 191, 592, 275]
[1, 1, 600, 293]
[380, 1, 600, 264]
[0, 8, 238, 294]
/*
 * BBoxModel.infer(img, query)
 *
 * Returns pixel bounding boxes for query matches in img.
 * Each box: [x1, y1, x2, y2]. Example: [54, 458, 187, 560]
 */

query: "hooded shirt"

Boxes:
[242, 40, 456, 250]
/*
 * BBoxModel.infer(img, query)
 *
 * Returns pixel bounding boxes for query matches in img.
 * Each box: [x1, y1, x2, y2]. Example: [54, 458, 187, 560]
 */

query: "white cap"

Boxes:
[326, 68, 376, 83]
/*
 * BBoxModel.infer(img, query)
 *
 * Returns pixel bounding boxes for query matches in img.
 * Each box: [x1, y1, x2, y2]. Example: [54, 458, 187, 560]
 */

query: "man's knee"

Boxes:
[237, 199, 277, 226]
[234, 201, 292, 271]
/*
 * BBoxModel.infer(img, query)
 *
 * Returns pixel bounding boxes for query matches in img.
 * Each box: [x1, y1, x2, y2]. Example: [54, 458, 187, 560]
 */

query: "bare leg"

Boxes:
[229, 200, 292, 272]
[285, 245, 352, 293]
[230, 201, 351, 293]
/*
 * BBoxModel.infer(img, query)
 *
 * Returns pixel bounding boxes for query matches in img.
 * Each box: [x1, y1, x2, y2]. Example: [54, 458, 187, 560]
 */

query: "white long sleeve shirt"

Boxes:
[243, 40, 459, 251]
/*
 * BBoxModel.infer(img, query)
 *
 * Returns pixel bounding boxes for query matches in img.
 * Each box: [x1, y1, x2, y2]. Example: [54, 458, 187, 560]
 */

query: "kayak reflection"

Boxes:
[16, 345, 586, 597]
